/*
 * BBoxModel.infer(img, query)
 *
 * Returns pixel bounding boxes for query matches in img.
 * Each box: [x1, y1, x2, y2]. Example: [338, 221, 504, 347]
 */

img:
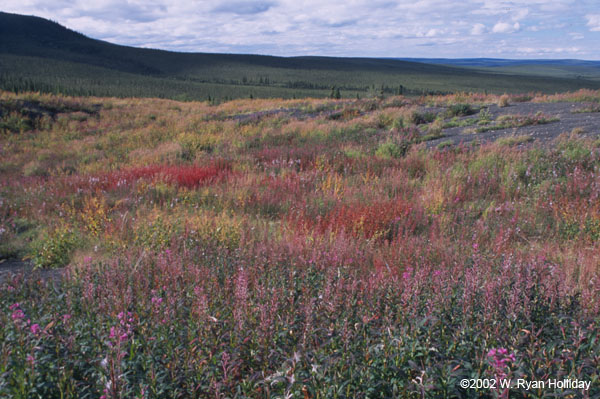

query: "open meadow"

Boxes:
[1, 89, 600, 397]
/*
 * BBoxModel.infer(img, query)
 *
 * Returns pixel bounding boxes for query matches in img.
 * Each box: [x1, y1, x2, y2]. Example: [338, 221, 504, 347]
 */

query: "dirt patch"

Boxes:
[0, 259, 64, 284]
[426, 101, 600, 147]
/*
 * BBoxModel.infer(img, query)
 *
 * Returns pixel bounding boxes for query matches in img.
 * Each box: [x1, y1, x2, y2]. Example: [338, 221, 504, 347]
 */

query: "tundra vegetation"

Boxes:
[1, 89, 600, 398]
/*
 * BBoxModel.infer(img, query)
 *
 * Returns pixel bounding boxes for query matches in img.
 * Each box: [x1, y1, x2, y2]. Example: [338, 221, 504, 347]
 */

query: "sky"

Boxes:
[3, 0, 600, 59]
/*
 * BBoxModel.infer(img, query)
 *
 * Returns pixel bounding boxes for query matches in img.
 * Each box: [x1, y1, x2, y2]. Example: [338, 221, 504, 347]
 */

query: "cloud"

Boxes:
[586, 14, 600, 31]
[516, 46, 582, 55]
[312, 18, 358, 28]
[569, 32, 584, 40]
[213, 1, 276, 15]
[0, 0, 599, 58]
[492, 21, 520, 33]
[425, 28, 442, 37]
[510, 8, 529, 22]
[471, 23, 486, 35]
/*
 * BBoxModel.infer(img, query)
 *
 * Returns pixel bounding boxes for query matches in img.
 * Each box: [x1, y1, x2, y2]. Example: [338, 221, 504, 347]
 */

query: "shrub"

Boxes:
[436, 139, 454, 149]
[408, 111, 436, 125]
[31, 227, 77, 269]
[446, 103, 476, 117]
[375, 139, 410, 159]
[426, 118, 444, 138]
[495, 135, 533, 146]
[497, 94, 510, 107]
[478, 107, 492, 123]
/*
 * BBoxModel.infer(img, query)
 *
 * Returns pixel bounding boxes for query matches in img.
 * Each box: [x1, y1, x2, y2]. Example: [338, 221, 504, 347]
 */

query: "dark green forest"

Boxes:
[2, 11, 600, 101]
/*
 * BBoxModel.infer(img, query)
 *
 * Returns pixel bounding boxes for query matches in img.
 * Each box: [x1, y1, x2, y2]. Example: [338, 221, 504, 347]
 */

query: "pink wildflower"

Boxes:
[487, 347, 516, 379]
[151, 296, 163, 306]
[11, 309, 25, 322]
[109, 326, 117, 340]
[30, 323, 41, 335]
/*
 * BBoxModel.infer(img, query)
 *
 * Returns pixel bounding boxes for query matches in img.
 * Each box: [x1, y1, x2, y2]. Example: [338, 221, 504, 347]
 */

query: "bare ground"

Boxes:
[427, 101, 600, 147]
[0, 259, 64, 285]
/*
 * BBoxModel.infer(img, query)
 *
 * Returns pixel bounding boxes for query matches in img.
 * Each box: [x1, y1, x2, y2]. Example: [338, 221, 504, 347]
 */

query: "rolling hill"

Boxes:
[399, 58, 600, 81]
[2, 11, 600, 101]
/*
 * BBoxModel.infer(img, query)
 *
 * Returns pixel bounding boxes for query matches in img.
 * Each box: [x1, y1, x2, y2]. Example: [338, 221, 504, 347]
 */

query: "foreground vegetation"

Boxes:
[1, 90, 600, 397]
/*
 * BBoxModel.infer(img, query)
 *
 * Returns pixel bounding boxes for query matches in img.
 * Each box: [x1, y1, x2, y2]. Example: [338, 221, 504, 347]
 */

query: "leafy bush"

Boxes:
[408, 111, 436, 125]
[446, 103, 476, 117]
[436, 139, 454, 149]
[31, 227, 77, 269]
[375, 139, 411, 159]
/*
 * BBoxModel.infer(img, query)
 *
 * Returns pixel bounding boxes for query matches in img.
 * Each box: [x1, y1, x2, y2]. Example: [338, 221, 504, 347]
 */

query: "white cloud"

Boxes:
[471, 23, 486, 35]
[586, 14, 600, 31]
[569, 32, 584, 40]
[511, 8, 529, 22]
[516, 46, 581, 55]
[0, 0, 598, 58]
[492, 22, 520, 34]
[425, 28, 443, 37]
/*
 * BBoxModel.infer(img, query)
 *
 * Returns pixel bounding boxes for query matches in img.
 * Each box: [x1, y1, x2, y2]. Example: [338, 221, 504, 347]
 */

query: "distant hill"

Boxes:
[397, 58, 600, 67]
[2, 11, 600, 101]
[398, 58, 600, 81]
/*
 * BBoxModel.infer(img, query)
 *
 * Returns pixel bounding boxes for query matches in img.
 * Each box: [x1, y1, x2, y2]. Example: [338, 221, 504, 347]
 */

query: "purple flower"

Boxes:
[30, 323, 41, 335]
[11, 309, 25, 322]
[27, 354, 35, 367]
[487, 347, 516, 379]
[151, 296, 163, 306]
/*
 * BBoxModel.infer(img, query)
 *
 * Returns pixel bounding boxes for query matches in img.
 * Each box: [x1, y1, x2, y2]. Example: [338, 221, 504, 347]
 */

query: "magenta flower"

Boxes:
[30, 323, 41, 335]
[109, 326, 117, 340]
[11, 309, 25, 322]
[108, 311, 135, 346]
[9, 303, 20, 311]
[151, 296, 163, 306]
[487, 347, 516, 379]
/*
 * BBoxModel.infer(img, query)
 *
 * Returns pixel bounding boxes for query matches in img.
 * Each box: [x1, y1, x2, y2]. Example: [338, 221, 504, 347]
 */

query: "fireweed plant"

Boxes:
[1, 90, 600, 397]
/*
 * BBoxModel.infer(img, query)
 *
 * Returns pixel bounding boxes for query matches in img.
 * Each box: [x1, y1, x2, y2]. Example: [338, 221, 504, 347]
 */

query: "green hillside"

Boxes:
[2, 11, 600, 100]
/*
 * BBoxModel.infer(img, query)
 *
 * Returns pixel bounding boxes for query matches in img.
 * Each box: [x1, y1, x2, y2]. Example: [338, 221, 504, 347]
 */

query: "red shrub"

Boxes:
[81, 161, 232, 191]
[296, 199, 426, 241]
